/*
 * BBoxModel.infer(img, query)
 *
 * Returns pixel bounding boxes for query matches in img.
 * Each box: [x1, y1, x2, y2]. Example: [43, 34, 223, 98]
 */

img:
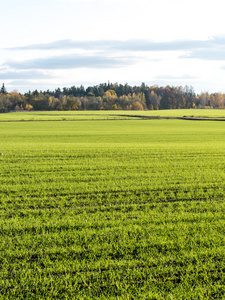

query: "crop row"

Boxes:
[1, 119, 225, 298]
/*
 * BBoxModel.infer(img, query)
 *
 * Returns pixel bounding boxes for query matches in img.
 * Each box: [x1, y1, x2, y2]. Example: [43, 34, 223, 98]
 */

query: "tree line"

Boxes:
[1, 82, 225, 112]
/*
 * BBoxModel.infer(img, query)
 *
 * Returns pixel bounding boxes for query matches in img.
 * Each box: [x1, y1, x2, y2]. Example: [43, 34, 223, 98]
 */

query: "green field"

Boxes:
[2, 108, 225, 121]
[0, 111, 137, 121]
[1, 111, 225, 299]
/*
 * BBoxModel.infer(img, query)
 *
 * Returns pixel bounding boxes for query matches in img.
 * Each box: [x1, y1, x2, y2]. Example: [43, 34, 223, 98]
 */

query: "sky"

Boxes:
[1, 0, 225, 94]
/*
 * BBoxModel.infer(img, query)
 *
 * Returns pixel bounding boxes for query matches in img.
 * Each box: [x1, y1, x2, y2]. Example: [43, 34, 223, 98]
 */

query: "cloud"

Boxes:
[6, 38, 205, 52]
[6, 37, 223, 51]
[4, 54, 134, 70]
[0, 70, 50, 79]
[7, 36, 225, 62]
[155, 74, 198, 80]
[7, 80, 39, 86]
[181, 48, 225, 60]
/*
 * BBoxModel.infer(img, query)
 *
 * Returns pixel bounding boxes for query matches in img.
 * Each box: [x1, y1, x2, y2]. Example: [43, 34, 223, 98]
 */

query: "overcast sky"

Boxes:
[1, 0, 225, 94]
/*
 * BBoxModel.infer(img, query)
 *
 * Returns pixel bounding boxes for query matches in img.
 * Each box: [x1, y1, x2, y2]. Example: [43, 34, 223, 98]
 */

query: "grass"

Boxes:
[0, 111, 137, 121]
[1, 112, 225, 299]
[2, 108, 225, 121]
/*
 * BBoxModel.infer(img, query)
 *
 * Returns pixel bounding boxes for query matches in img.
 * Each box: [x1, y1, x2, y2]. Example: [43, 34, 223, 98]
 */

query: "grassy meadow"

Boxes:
[2, 108, 225, 121]
[1, 110, 225, 299]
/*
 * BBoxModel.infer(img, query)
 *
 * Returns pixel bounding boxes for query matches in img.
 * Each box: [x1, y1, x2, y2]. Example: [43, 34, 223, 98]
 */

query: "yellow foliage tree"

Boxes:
[104, 90, 117, 99]
[131, 102, 144, 110]
[25, 104, 33, 111]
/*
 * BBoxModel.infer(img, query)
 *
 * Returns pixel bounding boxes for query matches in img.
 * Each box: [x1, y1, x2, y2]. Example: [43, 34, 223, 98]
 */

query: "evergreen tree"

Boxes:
[1, 83, 7, 94]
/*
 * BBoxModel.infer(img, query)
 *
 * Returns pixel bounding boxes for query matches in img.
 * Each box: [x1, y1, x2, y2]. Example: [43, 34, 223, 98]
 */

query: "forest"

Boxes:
[0, 82, 225, 112]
